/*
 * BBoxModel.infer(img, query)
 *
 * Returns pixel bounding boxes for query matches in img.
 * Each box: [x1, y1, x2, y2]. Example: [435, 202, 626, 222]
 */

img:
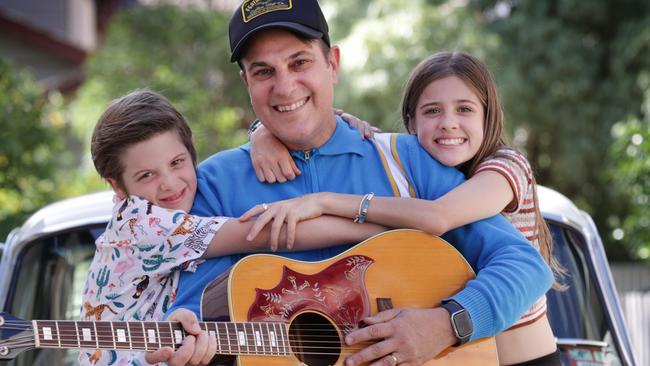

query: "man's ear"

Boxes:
[240, 69, 248, 86]
[328, 46, 341, 84]
[107, 178, 127, 199]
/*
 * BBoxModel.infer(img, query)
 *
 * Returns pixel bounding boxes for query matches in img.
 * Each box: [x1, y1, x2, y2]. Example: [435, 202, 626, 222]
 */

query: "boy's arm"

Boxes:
[202, 215, 385, 258]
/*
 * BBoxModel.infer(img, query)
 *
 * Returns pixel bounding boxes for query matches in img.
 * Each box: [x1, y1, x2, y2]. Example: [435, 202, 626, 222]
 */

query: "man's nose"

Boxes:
[273, 69, 297, 96]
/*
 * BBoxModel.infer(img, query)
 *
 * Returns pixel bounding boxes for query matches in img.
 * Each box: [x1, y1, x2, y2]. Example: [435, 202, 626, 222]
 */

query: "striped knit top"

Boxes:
[475, 148, 547, 329]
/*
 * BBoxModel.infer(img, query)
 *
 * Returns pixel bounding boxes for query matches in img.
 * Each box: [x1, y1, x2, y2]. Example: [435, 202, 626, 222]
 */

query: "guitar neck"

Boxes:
[33, 319, 290, 356]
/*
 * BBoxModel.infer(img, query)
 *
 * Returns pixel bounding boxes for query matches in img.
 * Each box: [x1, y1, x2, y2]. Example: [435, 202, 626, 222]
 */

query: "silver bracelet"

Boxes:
[354, 192, 375, 223]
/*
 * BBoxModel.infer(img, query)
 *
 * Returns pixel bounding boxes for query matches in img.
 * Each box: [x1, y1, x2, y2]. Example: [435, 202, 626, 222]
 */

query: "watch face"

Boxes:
[452, 311, 473, 339]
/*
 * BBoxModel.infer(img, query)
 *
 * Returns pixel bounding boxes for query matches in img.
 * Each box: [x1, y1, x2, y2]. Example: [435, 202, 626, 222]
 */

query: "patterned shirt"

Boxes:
[78, 195, 226, 366]
[475, 148, 547, 328]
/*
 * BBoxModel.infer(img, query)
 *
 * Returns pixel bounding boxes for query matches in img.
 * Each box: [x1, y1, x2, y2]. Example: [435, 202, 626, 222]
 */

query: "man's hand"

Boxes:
[344, 307, 456, 366]
[144, 309, 217, 366]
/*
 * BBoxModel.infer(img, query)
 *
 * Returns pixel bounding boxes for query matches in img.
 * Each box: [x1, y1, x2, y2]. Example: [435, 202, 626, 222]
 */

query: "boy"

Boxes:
[79, 89, 384, 365]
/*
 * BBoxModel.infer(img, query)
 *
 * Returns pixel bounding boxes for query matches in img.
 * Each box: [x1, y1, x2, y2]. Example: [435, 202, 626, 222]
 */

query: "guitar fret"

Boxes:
[109, 322, 116, 349]
[155, 322, 162, 349]
[143, 322, 159, 350]
[73, 321, 81, 348]
[35, 320, 56, 348]
[255, 323, 265, 355]
[236, 323, 247, 354]
[213, 323, 222, 353]
[55, 321, 77, 348]
[159, 321, 172, 348]
[129, 322, 145, 350]
[168, 322, 177, 350]
[96, 322, 114, 349]
[224, 322, 233, 354]
[278, 322, 288, 356]
[265, 322, 276, 355]
[171, 322, 184, 348]
[244, 323, 254, 355]
[78, 321, 98, 349]
[113, 321, 130, 350]
[55, 321, 61, 348]
[93, 322, 99, 348]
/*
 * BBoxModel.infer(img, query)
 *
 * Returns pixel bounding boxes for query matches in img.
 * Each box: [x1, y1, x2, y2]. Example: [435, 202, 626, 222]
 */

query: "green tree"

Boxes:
[329, 0, 497, 131]
[467, 0, 650, 259]
[609, 75, 650, 260]
[0, 59, 67, 238]
[70, 5, 252, 164]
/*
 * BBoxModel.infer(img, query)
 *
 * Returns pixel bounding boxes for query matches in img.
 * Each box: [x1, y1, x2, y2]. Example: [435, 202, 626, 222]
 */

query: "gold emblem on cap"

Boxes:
[241, 0, 293, 23]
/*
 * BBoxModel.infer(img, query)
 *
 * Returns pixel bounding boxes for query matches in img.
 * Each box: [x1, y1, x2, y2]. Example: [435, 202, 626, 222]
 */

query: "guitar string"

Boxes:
[2, 331, 375, 349]
[1, 335, 374, 356]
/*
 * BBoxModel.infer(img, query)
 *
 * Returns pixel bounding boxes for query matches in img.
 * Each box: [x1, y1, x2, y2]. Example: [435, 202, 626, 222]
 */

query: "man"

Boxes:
[148, 1, 553, 365]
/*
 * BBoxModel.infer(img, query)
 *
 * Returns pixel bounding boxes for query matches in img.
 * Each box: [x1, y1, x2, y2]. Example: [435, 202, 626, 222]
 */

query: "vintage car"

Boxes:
[0, 187, 638, 365]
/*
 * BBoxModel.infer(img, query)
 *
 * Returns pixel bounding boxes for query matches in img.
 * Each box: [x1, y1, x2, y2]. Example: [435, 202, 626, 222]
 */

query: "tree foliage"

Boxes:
[460, 0, 650, 260]
[0, 59, 67, 238]
[70, 4, 252, 162]
[609, 77, 650, 259]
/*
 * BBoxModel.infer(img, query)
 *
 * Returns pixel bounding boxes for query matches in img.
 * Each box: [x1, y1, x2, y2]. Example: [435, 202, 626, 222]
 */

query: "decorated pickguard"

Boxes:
[247, 255, 374, 334]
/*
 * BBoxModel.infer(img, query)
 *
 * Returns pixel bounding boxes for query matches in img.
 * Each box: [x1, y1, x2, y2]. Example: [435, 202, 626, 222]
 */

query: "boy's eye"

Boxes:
[138, 172, 153, 181]
[172, 158, 184, 166]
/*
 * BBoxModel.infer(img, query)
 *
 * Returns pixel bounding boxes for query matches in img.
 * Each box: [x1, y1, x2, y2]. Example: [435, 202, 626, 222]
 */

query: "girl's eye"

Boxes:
[172, 158, 185, 166]
[423, 107, 441, 115]
[459, 106, 473, 113]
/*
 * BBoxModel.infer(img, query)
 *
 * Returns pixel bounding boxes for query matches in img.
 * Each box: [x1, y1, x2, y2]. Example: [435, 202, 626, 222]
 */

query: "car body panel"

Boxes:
[0, 188, 638, 365]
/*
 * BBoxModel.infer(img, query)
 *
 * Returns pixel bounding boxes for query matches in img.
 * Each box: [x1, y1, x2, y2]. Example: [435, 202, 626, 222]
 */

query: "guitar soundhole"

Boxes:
[288, 312, 341, 366]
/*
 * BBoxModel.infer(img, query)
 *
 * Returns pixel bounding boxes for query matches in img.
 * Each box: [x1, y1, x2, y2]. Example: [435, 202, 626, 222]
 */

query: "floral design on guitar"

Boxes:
[248, 255, 374, 334]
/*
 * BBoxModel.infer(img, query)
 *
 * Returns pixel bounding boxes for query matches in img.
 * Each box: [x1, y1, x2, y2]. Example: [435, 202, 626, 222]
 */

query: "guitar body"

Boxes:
[201, 229, 498, 366]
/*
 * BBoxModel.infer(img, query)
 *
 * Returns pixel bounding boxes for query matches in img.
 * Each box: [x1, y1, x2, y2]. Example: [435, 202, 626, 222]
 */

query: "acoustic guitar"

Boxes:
[0, 229, 498, 365]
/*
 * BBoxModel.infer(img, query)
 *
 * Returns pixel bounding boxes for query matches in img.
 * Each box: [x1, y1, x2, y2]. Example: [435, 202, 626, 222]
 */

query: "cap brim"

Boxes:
[231, 22, 324, 62]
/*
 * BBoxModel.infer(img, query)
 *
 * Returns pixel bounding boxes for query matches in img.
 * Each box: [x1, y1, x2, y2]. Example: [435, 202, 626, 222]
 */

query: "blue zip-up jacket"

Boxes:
[169, 118, 553, 340]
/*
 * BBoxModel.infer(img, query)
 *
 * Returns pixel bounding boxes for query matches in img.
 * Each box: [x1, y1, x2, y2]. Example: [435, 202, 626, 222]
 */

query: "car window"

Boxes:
[546, 222, 622, 365]
[5, 225, 103, 366]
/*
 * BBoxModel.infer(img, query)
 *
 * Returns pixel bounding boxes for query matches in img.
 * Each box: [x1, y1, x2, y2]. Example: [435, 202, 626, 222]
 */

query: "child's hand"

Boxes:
[334, 108, 381, 139]
[240, 194, 324, 251]
[144, 309, 216, 366]
[250, 124, 301, 183]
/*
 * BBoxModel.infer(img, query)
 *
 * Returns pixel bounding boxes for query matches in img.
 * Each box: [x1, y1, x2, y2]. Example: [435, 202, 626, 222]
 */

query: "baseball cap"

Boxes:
[229, 0, 331, 62]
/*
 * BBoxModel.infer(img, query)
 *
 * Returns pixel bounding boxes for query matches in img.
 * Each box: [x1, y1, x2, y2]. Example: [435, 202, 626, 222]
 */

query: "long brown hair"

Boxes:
[400, 51, 565, 289]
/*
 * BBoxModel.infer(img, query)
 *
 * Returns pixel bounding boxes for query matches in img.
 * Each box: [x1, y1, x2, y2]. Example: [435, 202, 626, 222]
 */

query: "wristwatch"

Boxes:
[440, 300, 473, 346]
[247, 118, 262, 136]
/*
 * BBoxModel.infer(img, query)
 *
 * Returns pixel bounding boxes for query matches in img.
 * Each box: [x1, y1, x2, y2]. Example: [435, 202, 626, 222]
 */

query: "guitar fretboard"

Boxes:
[33, 320, 290, 356]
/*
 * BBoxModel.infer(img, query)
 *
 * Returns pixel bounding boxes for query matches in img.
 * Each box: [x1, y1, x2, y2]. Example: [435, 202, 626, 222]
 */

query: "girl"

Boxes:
[244, 51, 563, 366]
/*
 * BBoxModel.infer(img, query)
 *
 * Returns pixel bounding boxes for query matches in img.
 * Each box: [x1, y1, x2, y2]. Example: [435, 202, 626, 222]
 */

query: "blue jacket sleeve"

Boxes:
[396, 135, 553, 340]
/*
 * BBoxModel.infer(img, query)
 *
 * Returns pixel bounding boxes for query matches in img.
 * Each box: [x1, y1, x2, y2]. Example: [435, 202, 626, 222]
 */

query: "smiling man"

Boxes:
[152, 1, 554, 365]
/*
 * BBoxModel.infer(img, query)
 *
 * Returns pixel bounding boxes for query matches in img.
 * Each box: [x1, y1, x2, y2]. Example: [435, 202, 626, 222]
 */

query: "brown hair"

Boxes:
[401, 51, 565, 289]
[91, 89, 197, 190]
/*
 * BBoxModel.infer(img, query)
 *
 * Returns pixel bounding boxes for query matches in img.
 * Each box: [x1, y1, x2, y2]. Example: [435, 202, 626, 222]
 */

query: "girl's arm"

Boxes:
[249, 111, 379, 183]
[202, 214, 386, 258]
[242, 170, 513, 238]
[249, 123, 301, 183]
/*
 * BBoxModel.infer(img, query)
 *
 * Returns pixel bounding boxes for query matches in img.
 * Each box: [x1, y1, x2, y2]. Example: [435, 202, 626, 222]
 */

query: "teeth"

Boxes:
[437, 138, 465, 146]
[276, 98, 306, 112]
